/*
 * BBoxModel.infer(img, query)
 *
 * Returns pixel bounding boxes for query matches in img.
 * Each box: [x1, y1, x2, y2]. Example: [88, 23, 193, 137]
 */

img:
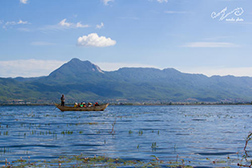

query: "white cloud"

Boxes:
[1, 59, 251, 78]
[0, 59, 66, 78]
[76, 22, 89, 28]
[96, 62, 159, 71]
[96, 63, 252, 77]
[18, 20, 28, 24]
[178, 66, 252, 77]
[5, 20, 29, 26]
[56, 19, 90, 29]
[77, 33, 116, 47]
[103, 0, 114, 5]
[96, 22, 104, 29]
[3, 19, 29, 29]
[59, 19, 71, 27]
[41, 19, 90, 31]
[20, 0, 28, 4]
[183, 42, 239, 48]
[157, 0, 168, 3]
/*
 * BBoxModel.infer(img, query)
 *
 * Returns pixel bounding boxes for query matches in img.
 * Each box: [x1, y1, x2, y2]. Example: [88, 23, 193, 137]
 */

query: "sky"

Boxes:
[0, 0, 251, 77]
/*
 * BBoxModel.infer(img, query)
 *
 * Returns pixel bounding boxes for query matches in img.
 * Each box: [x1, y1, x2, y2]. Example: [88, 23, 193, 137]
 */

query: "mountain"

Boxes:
[1, 58, 252, 104]
[40, 58, 105, 84]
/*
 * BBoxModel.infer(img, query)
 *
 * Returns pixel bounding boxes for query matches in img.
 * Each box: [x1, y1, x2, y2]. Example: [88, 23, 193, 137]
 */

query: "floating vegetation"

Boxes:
[151, 142, 158, 150]
[3, 154, 245, 167]
[110, 118, 116, 135]
[2, 154, 198, 167]
[61, 130, 73, 135]
[237, 132, 252, 167]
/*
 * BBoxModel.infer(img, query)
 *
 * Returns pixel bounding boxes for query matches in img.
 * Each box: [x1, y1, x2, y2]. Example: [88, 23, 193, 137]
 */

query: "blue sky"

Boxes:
[0, 0, 251, 77]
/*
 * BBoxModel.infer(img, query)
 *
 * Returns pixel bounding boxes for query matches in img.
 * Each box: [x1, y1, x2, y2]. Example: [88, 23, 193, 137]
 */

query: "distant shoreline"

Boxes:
[0, 102, 251, 106]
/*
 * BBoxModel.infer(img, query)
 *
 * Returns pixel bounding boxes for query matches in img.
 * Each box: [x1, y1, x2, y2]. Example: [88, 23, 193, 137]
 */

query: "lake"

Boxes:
[0, 105, 252, 167]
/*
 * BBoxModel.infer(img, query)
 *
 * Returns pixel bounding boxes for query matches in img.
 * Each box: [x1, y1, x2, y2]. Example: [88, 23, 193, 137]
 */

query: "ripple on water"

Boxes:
[0, 105, 251, 167]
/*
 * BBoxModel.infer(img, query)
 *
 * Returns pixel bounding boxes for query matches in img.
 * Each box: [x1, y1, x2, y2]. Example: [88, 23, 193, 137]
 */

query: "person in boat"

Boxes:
[61, 94, 65, 106]
[88, 102, 92, 107]
[83, 102, 86, 107]
[74, 103, 77, 107]
[94, 102, 99, 106]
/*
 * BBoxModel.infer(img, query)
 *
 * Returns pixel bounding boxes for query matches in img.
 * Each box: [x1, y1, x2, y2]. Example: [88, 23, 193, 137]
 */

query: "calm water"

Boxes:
[0, 105, 252, 167]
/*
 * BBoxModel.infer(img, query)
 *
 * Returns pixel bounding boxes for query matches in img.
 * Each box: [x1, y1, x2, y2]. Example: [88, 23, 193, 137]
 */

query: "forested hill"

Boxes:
[1, 58, 252, 104]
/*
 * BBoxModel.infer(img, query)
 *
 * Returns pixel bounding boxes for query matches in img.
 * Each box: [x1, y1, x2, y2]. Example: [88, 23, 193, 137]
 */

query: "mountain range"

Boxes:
[1, 58, 252, 104]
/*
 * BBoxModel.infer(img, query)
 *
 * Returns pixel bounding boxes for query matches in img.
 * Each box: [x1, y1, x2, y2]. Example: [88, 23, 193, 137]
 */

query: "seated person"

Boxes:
[88, 102, 92, 107]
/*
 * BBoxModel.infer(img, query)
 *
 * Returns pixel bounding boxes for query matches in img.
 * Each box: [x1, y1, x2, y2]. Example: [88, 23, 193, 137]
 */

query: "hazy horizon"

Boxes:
[1, 58, 252, 78]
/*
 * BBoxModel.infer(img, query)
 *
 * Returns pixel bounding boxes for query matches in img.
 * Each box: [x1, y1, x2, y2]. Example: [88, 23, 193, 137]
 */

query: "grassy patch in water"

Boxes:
[3, 154, 244, 168]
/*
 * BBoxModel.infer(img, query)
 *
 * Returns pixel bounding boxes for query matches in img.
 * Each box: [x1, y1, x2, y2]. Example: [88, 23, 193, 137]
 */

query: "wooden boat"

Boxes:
[55, 103, 109, 112]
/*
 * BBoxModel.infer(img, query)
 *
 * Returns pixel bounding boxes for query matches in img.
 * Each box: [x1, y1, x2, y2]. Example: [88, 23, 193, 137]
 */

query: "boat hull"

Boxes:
[55, 103, 109, 112]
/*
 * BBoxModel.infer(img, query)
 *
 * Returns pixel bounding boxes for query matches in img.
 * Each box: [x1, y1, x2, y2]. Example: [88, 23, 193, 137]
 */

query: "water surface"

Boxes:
[0, 105, 251, 167]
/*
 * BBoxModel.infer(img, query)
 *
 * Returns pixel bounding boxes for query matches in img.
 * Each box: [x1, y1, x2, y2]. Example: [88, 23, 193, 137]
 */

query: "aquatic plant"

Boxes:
[110, 118, 116, 135]
[3, 155, 197, 167]
[61, 130, 73, 135]
[237, 132, 252, 167]
[151, 142, 158, 150]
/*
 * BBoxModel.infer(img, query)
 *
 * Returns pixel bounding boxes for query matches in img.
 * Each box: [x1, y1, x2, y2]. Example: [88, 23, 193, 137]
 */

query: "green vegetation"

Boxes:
[2, 154, 239, 168]
[1, 58, 252, 104]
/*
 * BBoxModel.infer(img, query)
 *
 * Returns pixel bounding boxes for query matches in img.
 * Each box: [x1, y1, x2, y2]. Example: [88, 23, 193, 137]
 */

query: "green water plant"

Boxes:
[128, 130, 133, 134]
[110, 119, 116, 135]
[151, 142, 158, 150]
[237, 131, 252, 167]
[4, 154, 196, 168]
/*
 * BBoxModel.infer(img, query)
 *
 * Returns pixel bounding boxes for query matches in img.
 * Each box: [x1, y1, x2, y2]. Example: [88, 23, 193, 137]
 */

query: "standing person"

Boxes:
[61, 94, 65, 106]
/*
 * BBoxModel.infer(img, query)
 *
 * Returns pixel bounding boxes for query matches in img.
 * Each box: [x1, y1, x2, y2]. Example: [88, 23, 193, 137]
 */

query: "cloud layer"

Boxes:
[0, 60, 65, 77]
[77, 33, 116, 47]
[58, 19, 89, 28]
[96, 22, 104, 29]
[3, 19, 29, 28]
[183, 42, 239, 48]
[1, 59, 251, 78]
[103, 0, 114, 5]
[96, 62, 159, 71]
[157, 0, 168, 3]
[20, 0, 28, 4]
[178, 67, 252, 77]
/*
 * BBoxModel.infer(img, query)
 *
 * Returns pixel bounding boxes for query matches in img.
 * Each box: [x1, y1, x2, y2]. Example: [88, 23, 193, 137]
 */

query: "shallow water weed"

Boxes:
[2, 155, 201, 167]
[151, 142, 158, 150]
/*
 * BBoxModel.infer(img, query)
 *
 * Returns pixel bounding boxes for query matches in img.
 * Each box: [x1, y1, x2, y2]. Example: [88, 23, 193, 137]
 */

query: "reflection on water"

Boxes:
[0, 105, 251, 167]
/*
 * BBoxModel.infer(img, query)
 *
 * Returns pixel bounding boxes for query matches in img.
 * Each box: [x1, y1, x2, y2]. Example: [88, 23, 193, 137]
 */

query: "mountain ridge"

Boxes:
[1, 58, 252, 104]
